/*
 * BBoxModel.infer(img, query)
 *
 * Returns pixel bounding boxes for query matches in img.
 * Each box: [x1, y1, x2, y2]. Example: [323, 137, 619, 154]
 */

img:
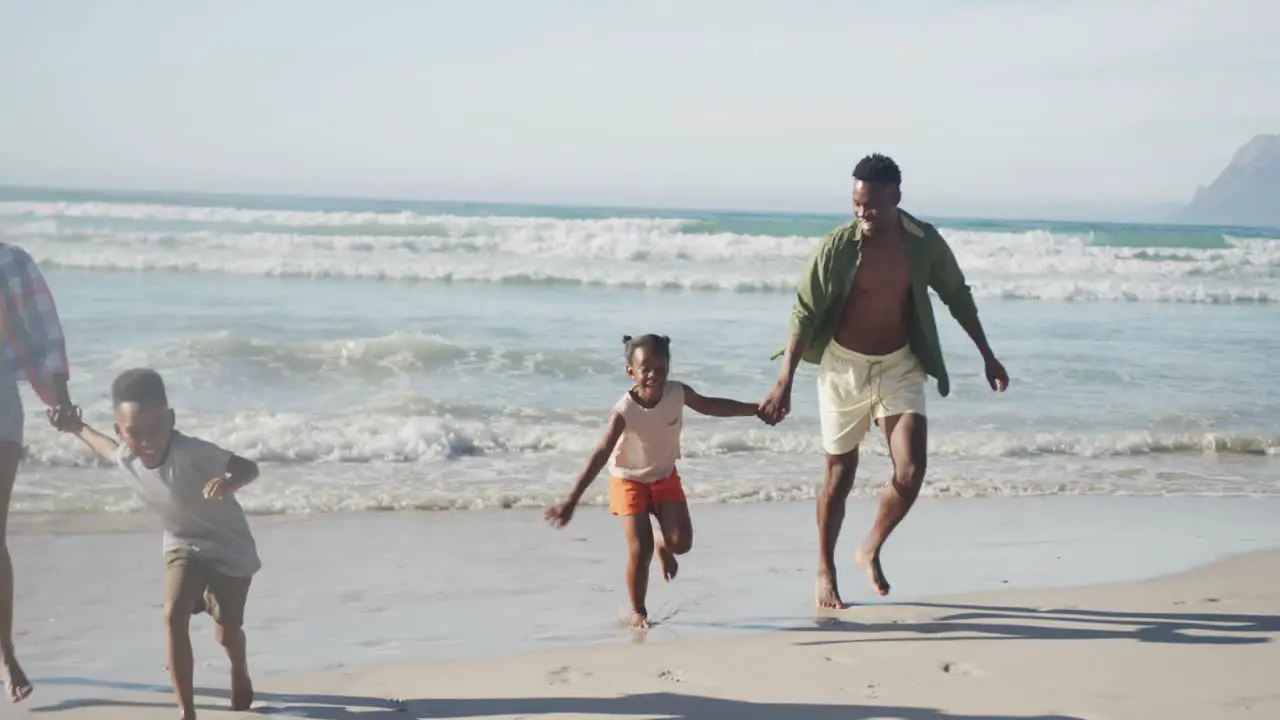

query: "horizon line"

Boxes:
[0, 182, 1263, 232]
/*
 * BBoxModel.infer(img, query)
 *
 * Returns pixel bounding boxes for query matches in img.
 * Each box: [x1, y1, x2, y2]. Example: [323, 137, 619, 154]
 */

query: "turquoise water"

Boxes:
[3, 187, 1277, 516]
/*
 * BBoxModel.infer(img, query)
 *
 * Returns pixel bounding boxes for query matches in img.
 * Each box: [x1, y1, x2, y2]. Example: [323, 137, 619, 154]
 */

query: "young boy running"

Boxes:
[56, 368, 260, 720]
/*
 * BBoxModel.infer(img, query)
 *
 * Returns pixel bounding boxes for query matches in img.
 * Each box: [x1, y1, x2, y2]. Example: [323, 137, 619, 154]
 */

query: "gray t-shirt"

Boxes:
[115, 431, 261, 578]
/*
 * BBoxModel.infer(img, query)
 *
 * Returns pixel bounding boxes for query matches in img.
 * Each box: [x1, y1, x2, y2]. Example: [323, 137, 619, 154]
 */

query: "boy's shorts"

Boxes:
[164, 548, 252, 628]
[817, 341, 928, 456]
[609, 468, 686, 516]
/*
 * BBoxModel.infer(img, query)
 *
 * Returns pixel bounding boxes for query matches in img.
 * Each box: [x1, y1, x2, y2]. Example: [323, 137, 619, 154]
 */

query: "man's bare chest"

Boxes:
[852, 237, 911, 297]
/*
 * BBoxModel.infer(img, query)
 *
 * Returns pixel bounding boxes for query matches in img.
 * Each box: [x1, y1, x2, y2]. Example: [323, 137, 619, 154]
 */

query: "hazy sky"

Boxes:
[2, 0, 1277, 218]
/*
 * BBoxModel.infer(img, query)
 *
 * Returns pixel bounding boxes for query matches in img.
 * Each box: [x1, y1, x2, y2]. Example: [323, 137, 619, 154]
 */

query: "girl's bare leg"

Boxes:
[621, 514, 655, 628]
[652, 500, 693, 581]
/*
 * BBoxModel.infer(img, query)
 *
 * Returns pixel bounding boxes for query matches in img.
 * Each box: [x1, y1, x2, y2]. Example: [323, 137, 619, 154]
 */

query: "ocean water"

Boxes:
[2, 186, 1278, 518]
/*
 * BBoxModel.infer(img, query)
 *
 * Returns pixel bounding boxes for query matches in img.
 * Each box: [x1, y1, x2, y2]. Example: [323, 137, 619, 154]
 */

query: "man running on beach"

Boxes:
[758, 154, 1009, 609]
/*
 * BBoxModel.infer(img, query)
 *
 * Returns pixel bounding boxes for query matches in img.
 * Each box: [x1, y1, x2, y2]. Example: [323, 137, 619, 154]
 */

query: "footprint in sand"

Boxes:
[658, 669, 698, 684]
[939, 661, 983, 678]
[837, 682, 879, 699]
[822, 653, 863, 667]
[547, 666, 592, 685]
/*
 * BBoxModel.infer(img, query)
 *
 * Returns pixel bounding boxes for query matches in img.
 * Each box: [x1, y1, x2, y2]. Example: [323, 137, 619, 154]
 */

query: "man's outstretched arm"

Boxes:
[763, 236, 835, 421]
[928, 234, 1008, 391]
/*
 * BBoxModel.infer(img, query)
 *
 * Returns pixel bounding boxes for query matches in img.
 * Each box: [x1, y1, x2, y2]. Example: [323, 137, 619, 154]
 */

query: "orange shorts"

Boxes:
[609, 469, 686, 516]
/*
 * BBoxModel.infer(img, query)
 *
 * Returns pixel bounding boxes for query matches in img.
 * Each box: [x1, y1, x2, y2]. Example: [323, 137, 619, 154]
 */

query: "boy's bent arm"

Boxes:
[562, 410, 626, 506]
[202, 451, 260, 499]
[73, 424, 121, 463]
[683, 385, 758, 418]
[225, 454, 259, 489]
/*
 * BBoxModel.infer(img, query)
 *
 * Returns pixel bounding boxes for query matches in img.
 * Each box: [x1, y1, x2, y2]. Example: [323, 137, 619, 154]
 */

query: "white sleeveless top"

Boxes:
[608, 381, 685, 482]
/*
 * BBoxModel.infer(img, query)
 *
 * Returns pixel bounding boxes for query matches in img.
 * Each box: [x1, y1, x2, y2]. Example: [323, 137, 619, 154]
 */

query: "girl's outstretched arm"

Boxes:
[683, 384, 760, 418]
[545, 410, 626, 528]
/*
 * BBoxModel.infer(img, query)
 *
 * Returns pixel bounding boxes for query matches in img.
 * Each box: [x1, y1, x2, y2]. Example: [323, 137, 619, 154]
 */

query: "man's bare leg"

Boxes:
[621, 515, 655, 629]
[857, 413, 927, 597]
[653, 500, 693, 582]
[164, 601, 197, 720]
[0, 443, 31, 704]
[816, 449, 858, 609]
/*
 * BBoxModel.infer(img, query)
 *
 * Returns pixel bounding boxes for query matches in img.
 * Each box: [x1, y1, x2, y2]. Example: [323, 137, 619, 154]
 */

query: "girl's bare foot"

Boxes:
[3, 659, 32, 704]
[855, 543, 890, 597]
[657, 546, 679, 581]
[628, 611, 651, 630]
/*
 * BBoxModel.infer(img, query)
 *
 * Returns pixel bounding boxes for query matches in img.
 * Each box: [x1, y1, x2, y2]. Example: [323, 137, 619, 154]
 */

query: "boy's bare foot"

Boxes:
[855, 543, 890, 597]
[815, 569, 845, 610]
[628, 612, 651, 630]
[3, 659, 33, 704]
[657, 546, 679, 582]
[230, 665, 253, 711]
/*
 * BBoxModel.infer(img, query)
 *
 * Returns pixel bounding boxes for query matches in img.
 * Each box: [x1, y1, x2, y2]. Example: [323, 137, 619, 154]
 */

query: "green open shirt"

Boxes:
[772, 210, 978, 398]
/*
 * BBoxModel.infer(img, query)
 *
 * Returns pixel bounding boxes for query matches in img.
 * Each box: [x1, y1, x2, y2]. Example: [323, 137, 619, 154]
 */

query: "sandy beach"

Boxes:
[5, 3, 1279, 718]
[13, 507, 1279, 719]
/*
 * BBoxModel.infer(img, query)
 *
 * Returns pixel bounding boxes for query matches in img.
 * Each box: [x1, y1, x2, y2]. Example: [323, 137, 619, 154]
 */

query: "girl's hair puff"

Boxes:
[621, 334, 671, 362]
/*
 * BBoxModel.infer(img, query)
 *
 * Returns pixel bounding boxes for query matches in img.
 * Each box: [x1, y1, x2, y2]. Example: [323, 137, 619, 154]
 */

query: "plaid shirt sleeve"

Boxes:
[1, 244, 69, 406]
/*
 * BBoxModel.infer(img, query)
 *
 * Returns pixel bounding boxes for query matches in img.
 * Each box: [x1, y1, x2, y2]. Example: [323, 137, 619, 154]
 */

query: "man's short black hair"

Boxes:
[111, 368, 169, 407]
[622, 334, 672, 362]
[852, 153, 902, 186]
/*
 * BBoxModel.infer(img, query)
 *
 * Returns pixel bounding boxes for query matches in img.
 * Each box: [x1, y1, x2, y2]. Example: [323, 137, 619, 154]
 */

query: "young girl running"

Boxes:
[545, 334, 770, 629]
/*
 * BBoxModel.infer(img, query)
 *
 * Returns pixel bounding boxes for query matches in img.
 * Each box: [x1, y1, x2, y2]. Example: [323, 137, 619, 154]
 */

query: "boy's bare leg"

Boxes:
[208, 575, 253, 711]
[216, 622, 253, 710]
[816, 448, 858, 610]
[164, 601, 197, 720]
[856, 413, 927, 597]
[0, 443, 31, 703]
[653, 500, 693, 581]
[621, 515, 655, 629]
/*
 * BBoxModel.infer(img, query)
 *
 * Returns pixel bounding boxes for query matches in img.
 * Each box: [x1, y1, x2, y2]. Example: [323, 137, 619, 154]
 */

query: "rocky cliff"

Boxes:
[1178, 133, 1280, 227]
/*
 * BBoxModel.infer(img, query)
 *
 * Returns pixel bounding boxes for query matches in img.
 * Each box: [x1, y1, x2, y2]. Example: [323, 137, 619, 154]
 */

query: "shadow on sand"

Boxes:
[30, 678, 1085, 720]
[31, 604, 1276, 719]
[784, 601, 1280, 648]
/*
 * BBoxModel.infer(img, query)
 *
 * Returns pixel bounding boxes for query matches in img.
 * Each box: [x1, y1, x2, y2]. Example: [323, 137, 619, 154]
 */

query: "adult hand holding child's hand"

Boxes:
[758, 381, 792, 425]
[47, 404, 83, 433]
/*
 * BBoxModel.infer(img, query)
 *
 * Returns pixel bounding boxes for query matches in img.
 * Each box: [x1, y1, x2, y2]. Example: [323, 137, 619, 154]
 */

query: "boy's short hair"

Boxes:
[112, 368, 169, 407]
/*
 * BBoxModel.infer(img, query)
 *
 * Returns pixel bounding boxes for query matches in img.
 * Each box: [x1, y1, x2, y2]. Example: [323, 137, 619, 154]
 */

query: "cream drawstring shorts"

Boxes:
[817, 341, 927, 455]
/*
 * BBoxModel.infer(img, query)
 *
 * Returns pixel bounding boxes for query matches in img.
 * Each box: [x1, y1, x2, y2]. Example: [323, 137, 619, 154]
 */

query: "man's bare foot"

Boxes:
[230, 665, 253, 711]
[855, 544, 890, 597]
[3, 659, 33, 704]
[815, 569, 845, 610]
[179, 703, 196, 720]
[628, 611, 651, 630]
[657, 546, 679, 582]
